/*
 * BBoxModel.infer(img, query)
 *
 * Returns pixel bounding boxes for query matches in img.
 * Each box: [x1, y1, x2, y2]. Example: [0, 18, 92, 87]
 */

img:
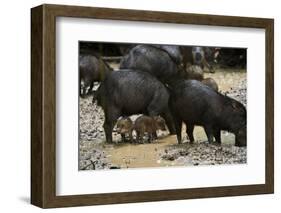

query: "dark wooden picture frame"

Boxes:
[31, 4, 274, 208]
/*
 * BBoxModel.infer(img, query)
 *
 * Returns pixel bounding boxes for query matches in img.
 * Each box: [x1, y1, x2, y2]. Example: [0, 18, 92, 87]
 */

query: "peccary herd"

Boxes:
[80, 44, 247, 147]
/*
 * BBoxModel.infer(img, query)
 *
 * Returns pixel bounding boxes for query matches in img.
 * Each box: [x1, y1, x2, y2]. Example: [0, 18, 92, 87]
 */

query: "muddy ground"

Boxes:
[79, 68, 247, 170]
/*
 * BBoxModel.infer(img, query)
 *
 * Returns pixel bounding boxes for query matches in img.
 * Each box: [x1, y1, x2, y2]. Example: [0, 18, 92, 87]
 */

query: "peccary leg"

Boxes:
[148, 134, 153, 143]
[161, 109, 176, 135]
[152, 132, 157, 140]
[79, 81, 84, 97]
[235, 128, 247, 147]
[121, 133, 126, 143]
[103, 120, 113, 143]
[204, 125, 214, 143]
[214, 129, 221, 144]
[136, 130, 144, 143]
[138, 132, 144, 144]
[80, 78, 86, 97]
[202, 58, 214, 73]
[82, 87, 87, 97]
[103, 108, 120, 143]
[135, 131, 140, 143]
[174, 118, 183, 144]
[186, 124, 195, 143]
[128, 131, 133, 143]
[88, 82, 94, 94]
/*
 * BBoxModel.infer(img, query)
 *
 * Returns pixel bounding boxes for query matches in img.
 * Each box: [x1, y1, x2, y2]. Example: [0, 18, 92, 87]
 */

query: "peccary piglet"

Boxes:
[116, 117, 134, 143]
[201, 77, 219, 91]
[154, 116, 167, 132]
[134, 115, 167, 143]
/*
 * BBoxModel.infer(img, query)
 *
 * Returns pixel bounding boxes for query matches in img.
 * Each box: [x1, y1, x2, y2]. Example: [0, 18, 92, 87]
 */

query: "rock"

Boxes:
[160, 142, 246, 166]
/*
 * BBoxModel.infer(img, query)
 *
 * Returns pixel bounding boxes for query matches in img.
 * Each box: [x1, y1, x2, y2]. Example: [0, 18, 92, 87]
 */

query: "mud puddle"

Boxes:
[106, 125, 236, 169]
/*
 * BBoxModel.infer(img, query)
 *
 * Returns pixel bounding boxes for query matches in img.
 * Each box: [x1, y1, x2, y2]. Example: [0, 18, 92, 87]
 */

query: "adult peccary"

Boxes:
[180, 46, 214, 73]
[93, 70, 174, 143]
[169, 80, 246, 147]
[120, 44, 182, 82]
[79, 54, 112, 96]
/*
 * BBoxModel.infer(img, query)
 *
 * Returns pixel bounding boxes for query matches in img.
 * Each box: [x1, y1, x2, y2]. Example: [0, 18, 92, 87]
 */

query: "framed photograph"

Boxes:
[31, 4, 274, 208]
